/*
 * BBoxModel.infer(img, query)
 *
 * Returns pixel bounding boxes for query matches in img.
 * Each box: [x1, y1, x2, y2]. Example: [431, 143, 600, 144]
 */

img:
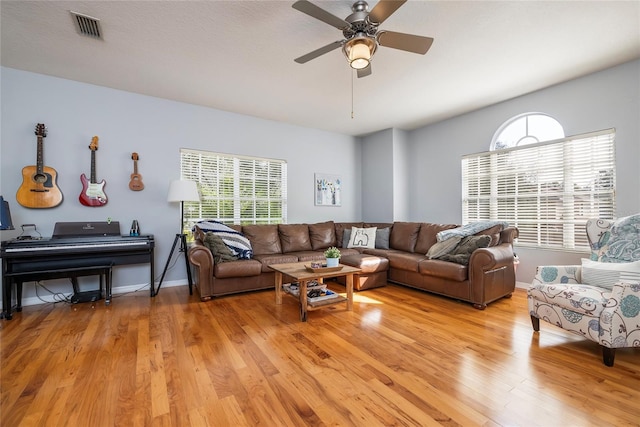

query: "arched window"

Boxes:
[462, 112, 616, 251]
[491, 112, 565, 151]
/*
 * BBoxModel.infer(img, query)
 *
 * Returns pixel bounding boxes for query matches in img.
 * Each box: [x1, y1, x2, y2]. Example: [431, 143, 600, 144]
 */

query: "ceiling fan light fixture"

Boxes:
[343, 36, 376, 70]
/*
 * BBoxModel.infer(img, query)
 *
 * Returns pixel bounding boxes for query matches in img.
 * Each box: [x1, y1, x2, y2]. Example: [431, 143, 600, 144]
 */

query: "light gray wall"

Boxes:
[406, 59, 640, 284]
[392, 128, 410, 221]
[361, 128, 394, 222]
[0, 67, 362, 298]
[360, 127, 411, 222]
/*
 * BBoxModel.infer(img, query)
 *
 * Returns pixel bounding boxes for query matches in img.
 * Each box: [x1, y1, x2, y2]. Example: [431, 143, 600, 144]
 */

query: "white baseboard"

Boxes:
[515, 281, 529, 289]
[3, 279, 186, 308]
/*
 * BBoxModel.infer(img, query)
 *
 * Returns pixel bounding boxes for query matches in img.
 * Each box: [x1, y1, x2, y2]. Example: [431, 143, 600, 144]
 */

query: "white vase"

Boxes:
[326, 257, 339, 267]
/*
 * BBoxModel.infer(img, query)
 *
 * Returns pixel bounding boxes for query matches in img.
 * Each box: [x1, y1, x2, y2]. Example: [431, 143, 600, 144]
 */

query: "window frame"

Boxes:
[462, 128, 616, 251]
[180, 148, 287, 230]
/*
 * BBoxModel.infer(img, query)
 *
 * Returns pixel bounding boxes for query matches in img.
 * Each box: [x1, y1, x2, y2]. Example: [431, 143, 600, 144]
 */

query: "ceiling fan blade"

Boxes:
[377, 30, 434, 54]
[294, 40, 344, 64]
[368, 0, 407, 25]
[357, 65, 372, 78]
[292, 0, 350, 30]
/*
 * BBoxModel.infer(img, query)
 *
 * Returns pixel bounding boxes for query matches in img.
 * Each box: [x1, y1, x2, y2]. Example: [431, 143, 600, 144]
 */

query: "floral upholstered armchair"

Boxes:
[527, 214, 640, 366]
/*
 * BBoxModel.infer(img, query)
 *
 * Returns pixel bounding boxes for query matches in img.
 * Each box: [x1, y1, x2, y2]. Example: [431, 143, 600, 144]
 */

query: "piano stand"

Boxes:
[2, 265, 113, 320]
[155, 233, 193, 297]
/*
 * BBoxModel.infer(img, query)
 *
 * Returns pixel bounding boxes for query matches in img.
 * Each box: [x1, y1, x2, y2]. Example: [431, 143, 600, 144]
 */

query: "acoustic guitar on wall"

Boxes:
[129, 152, 144, 191]
[16, 123, 64, 209]
[79, 136, 108, 207]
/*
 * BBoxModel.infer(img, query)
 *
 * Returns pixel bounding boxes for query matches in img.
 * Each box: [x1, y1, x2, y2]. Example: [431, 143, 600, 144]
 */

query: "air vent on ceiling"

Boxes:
[70, 11, 102, 39]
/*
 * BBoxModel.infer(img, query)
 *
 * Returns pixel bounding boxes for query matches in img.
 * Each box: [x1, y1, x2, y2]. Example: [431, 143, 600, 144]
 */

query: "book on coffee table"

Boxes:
[282, 283, 340, 302]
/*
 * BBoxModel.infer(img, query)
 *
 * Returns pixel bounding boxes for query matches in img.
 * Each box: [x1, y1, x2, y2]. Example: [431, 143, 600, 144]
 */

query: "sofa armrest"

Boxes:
[188, 241, 215, 300]
[600, 282, 640, 348]
[469, 243, 513, 274]
[467, 243, 516, 308]
[499, 226, 519, 244]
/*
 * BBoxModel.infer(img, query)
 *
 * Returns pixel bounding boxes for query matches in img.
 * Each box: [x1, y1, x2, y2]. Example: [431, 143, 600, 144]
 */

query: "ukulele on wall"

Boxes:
[129, 152, 144, 191]
[16, 123, 64, 208]
[79, 136, 108, 206]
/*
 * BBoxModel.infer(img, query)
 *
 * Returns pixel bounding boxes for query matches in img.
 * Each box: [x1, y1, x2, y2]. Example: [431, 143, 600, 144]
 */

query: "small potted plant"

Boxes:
[324, 246, 341, 267]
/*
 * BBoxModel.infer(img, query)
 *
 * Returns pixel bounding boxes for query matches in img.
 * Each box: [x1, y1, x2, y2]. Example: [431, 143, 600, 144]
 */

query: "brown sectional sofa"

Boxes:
[188, 220, 518, 309]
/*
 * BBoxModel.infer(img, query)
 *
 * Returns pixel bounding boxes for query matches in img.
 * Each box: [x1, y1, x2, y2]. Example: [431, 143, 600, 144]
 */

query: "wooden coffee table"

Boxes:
[271, 262, 361, 322]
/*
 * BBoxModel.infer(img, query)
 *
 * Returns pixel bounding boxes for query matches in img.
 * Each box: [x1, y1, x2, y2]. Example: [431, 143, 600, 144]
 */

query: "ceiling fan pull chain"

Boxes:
[351, 69, 355, 119]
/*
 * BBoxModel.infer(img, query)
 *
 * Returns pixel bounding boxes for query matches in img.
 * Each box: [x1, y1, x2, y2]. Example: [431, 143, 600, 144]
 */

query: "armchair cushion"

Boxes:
[581, 258, 640, 290]
[528, 282, 609, 317]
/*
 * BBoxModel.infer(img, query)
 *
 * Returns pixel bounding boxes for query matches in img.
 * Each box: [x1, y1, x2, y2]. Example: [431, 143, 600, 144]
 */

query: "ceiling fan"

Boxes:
[292, 0, 434, 78]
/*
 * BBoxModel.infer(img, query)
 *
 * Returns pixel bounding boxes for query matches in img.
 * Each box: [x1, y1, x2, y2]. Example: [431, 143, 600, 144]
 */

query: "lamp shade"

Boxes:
[167, 180, 200, 203]
[343, 35, 377, 70]
[0, 196, 14, 230]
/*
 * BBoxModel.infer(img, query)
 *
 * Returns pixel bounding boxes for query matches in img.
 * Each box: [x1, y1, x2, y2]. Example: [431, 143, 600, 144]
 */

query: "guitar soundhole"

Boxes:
[34, 173, 47, 183]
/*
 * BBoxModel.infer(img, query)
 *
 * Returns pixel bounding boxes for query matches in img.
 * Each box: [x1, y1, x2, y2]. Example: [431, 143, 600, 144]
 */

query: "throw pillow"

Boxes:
[203, 232, 239, 264]
[342, 228, 352, 249]
[347, 226, 377, 249]
[426, 236, 462, 259]
[344, 228, 390, 249]
[195, 220, 253, 259]
[438, 235, 491, 265]
[375, 227, 391, 250]
[598, 214, 640, 262]
[581, 258, 640, 290]
[452, 235, 492, 255]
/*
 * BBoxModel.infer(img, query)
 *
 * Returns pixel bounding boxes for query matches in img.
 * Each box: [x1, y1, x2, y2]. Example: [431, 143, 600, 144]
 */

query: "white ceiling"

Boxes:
[2, 1, 639, 137]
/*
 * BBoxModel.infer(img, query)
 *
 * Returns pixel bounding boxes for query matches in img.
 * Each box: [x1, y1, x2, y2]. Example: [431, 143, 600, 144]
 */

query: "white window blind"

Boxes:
[180, 149, 287, 227]
[462, 129, 616, 251]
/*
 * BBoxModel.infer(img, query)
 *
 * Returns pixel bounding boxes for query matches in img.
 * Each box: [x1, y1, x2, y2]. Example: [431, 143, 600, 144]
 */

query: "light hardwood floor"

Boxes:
[1, 283, 639, 426]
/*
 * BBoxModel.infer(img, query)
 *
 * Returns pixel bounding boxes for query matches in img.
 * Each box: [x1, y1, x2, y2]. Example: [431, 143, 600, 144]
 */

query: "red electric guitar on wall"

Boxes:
[79, 136, 108, 207]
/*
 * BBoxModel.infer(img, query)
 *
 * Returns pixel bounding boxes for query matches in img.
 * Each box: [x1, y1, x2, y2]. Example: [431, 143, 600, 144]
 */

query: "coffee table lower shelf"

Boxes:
[271, 262, 361, 322]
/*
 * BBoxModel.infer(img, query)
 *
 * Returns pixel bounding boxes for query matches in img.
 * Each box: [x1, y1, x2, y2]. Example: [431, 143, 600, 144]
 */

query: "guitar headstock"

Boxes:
[89, 136, 99, 151]
[132, 152, 139, 161]
[34, 123, 47, 138]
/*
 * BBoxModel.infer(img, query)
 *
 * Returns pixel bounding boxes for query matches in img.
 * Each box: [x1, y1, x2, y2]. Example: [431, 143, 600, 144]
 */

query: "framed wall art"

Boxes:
[315, 173, 341, 206]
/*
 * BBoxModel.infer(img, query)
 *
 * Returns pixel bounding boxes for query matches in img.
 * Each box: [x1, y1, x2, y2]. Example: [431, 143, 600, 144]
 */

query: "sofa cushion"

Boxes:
[389, 222, 421, 253]
[309, 221, 337, 250]
[340, 254, 389, 274]
[291, 251, 327, 262]
[242, 224, 282, 255]
[279, 224, 312, 253]
[253, 254, 299, 273]
[414, 223, 459, 254]
[335, 222, 364, 248]
[419, 259, 467, 282]
[347, 227, 377, 249]
[385, 251, 426, 272]
[214, 259, 263, 278]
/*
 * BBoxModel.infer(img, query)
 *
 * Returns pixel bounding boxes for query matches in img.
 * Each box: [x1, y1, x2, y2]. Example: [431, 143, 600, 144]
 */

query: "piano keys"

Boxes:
[1, 222, 155, 320]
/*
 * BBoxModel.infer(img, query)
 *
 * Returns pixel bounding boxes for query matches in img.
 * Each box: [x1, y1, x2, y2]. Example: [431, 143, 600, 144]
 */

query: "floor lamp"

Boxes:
[155, 180, 200, 296]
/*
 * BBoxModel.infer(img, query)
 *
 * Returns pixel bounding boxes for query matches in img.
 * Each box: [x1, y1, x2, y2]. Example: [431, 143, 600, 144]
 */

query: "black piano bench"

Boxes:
[2, 265, 113, 320]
